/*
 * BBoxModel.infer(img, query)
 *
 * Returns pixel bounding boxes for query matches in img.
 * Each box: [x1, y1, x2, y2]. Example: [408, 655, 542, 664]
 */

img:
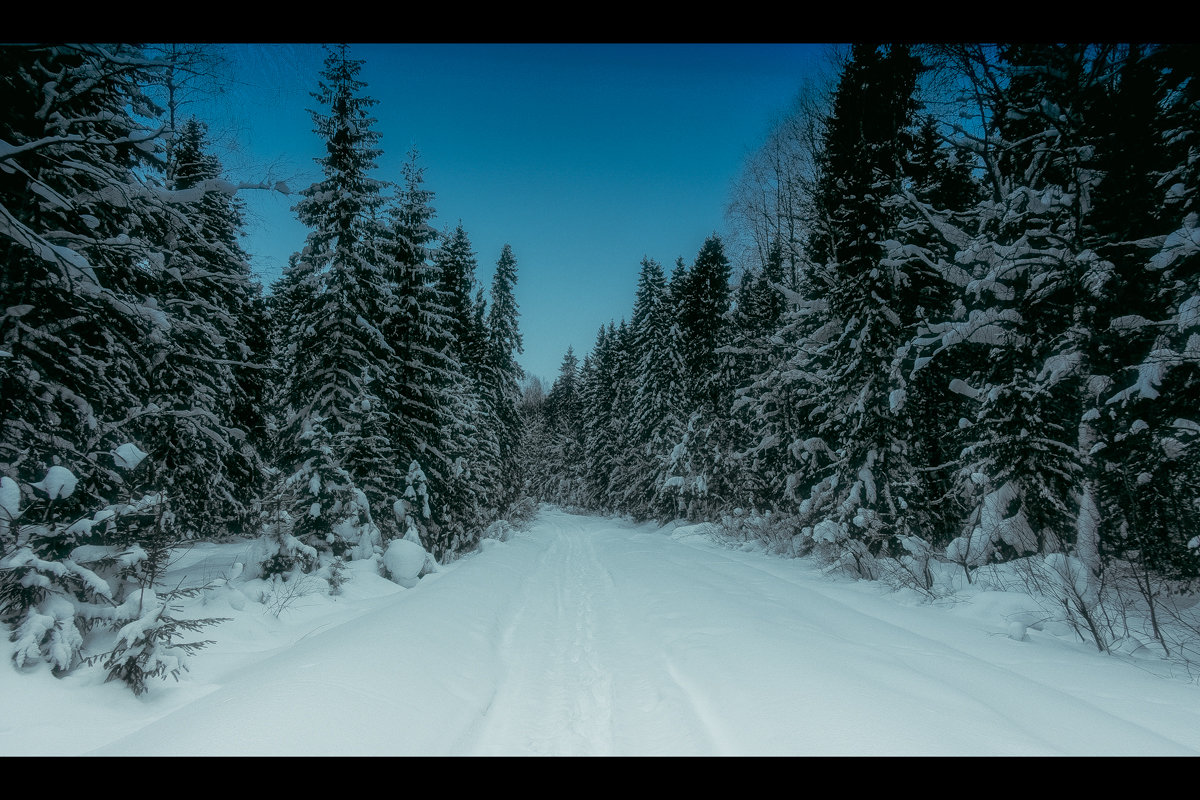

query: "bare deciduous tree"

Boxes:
[725, 79, 831, 286]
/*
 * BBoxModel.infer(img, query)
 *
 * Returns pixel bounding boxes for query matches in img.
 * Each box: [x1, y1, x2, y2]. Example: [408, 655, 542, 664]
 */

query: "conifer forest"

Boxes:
[2, 42, 1199, 700]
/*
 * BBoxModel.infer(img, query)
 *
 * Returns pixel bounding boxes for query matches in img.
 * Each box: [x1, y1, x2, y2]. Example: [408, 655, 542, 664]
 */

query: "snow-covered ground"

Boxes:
[4, 506, 1200, 756]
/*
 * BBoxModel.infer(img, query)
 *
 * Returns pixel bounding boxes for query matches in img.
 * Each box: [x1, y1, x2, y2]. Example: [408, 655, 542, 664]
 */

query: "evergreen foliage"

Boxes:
[535, 41, 1199, 655]
[274, 44, 395, 557]
[0, 45, 173, 513]
[626, 259, 685, 517]
[484, 244, 525, 511]
[0, 42, 529, 692]
[800, 43, 928, 560]
[540, 347, 585, 506]
[6, 39, 1200, 688]
[381, 149, 451, 547]
[0, 45, 233, 682]
[138, 118, 267, 540]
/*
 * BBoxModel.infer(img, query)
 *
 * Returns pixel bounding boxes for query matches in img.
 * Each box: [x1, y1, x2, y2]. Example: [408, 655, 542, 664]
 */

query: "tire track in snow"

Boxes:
[454, 514, 616, 754]
[573, 517, 724, 754]
[563, 525, 614, 751]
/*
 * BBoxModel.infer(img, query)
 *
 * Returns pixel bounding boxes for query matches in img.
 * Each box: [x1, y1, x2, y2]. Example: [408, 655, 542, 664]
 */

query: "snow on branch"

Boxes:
[150, 178, 292, 205]
[0, 204, 101, 291]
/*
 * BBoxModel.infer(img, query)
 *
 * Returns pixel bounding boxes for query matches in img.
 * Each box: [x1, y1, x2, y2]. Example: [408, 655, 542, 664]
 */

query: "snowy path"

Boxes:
[454, 514, 718, 755]
[35, 508, 1200, 755]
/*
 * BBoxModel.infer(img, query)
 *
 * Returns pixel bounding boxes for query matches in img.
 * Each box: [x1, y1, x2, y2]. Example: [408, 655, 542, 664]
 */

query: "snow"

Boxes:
[383, 539, 427, 588]
[1180, 295, 1199, 333]
[948, 378, 981, 401]
[1110, 314, 1153, 330]
[31, 465, 77, 500]
[1107, 353, 1169, 403]
[0, 476, 19, 521]
[4, 507, 1200, 756]
[812, 518, 843, 544]
[1038, 351, 1080, 387]
[112, 443, 148, 470]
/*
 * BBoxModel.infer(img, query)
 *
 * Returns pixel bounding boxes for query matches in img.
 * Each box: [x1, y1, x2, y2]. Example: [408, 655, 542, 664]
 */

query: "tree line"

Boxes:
[521, 44, 1200, 657]
[0, 44, 527, 692]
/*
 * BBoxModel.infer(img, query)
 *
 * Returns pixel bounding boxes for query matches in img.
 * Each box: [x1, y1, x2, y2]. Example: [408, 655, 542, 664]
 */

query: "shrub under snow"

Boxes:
[383, 539, 428, 589]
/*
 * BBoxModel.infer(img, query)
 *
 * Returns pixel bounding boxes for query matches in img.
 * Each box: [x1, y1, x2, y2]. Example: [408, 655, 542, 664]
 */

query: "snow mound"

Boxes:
[383, 539, 427, 588]
[669, 522, 721, 545]
[482, 519, 513, 542]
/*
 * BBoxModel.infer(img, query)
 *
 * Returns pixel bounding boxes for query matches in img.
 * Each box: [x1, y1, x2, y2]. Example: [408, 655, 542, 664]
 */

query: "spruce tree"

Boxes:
[919, 45, 1112, 606]
[137, 118, 268, 539]
[435, 223, 485, 376]
[467, 286, 503, 517]
[274, 44, 395, 559]
[888, 115, 981, 548]
[543, 347, 585, 506]
[798, 43, 928, 567]
[431, 224, 496, 539]
[380, 149, 449, 544]
[0, 44, 224, 675]
[627, 258, 687, 518]
[656, 258, 703, 519]
[678, 236, 734, 414]
[725, 243, 790, 509]
[516, 377, 554, 503]
[660, 237, 735, 519]
[484, 244, 525, 511]
[0, 45, 170, 512]
[604, 319, 639, 510]
[580, 325, 616, 510]
[1086, 44, 1200, 603]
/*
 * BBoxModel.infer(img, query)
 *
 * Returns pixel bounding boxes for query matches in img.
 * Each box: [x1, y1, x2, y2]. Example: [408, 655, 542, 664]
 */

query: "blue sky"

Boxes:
[197, 43, 834, 382]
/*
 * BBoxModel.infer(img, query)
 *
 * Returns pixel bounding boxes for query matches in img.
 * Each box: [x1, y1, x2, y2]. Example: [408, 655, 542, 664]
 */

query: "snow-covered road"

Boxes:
[11, 508, 1200, 755]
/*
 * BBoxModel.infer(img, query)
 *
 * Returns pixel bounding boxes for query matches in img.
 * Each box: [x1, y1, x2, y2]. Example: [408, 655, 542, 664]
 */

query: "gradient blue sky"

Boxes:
[196, 43, 836, 382]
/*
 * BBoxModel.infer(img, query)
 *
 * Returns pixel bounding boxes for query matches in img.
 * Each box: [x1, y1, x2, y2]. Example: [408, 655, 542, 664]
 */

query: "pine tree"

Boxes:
[380, 149, 450, 545]
[792, 43, 928, 568]
[543, 347, 585, 506]
[669, 236, 734, 519]
[136, 118, 268, 540]
[274, 44, 395, 559]
[484, 244, 525, 511]
[1085, 44, 1200, 605]
[626, 258, 687, 518]
[0, 45, 170, 513]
